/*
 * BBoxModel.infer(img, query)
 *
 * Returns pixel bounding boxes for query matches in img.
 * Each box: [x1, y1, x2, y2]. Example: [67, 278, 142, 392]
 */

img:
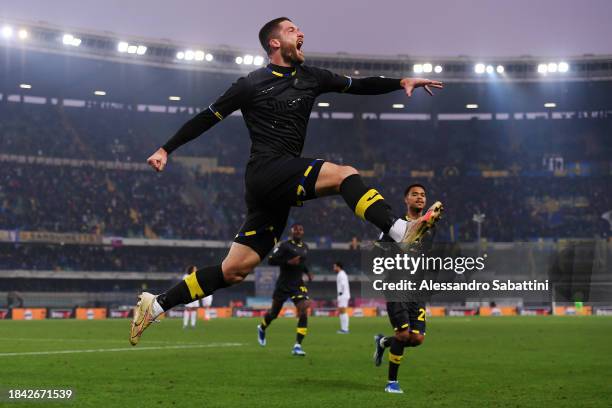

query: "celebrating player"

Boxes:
[130, 17, 443, 346]
[257, 223, 312, 356]
[333, 262, 351, 334]
[373, 183, 443, 393]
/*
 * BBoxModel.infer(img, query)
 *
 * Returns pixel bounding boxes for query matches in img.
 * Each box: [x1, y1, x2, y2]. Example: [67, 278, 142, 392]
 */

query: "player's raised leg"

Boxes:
[315, 163, 396, 233]
[314, 162, 442, 244]
[130, 243, 260, 345]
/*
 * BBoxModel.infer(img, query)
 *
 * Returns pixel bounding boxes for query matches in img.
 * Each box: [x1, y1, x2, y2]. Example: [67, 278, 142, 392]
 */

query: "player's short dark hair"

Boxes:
[334, 261, 343, 269]
[404, 183, 427, 197]
[259, 17, 291, 55]
[291, 222, 303, 228]
[185, 265, 197, 274]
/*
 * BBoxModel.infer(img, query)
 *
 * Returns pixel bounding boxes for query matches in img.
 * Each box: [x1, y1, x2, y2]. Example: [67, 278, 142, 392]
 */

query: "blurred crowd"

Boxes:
[1, 101, 610, 247]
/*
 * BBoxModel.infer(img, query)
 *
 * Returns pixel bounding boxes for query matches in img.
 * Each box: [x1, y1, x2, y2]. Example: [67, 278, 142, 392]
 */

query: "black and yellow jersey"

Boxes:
[268, 239, 309, 291]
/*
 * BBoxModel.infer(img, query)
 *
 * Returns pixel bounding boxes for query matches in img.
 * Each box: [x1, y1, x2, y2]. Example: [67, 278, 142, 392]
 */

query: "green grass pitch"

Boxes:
[0, 316, 611, 407]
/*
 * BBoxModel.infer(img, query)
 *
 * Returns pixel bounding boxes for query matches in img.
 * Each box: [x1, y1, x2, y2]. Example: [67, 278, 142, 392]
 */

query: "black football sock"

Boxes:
[260, 314, 272, 330]
[156, 264, 227, 311]
[261, 301, 283, 330]
[296, 314, 308, 344]
[388, 337, 406, 382]
[339, 174, 396, 233]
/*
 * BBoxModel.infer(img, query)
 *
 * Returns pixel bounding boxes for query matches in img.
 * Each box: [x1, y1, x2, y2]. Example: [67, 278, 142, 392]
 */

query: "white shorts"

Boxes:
[337, 297, 350, 308]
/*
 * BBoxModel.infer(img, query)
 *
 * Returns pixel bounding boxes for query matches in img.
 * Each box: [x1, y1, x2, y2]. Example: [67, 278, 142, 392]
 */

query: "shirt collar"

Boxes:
[266, 63, 297, 78]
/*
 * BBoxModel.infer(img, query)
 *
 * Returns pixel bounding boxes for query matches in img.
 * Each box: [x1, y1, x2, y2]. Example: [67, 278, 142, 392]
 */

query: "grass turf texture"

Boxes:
[0, 316, 611, 407]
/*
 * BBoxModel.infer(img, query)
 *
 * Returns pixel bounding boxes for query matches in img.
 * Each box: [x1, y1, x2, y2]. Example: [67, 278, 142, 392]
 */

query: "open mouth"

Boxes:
[296, 39, 304, 52]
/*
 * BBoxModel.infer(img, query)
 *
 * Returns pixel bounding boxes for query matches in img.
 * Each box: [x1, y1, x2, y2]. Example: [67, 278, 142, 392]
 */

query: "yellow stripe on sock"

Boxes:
[296, 327, 308, 335]
[184, 272, 204, 300]
[389, 353, 403, 364]
[355, 189, 384, 220]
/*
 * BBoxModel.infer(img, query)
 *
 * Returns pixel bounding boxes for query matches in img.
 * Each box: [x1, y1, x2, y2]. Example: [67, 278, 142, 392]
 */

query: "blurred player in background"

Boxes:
[333, 262, 350, 334]
[257, 223, 312, 356]
[373, 183, 443, 393]
[201, 293, 213, 321]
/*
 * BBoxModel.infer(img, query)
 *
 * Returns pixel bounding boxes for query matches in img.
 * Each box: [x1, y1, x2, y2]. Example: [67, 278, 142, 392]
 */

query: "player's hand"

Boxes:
[147, 147, 168, 172]
[400, 78, 444, 97]
[287, 256, 301, 265]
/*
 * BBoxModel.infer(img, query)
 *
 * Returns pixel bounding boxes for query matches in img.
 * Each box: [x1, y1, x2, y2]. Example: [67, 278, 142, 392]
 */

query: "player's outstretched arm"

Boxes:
[347, 76, 443, 96]
[310, 66, 443, 97]
[146, 77, 252, 172]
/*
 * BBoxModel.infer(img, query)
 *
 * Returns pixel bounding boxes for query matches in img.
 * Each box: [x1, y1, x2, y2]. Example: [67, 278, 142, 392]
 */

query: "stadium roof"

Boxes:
[2, 17, 612, 82]
[1, 0, 612, 57]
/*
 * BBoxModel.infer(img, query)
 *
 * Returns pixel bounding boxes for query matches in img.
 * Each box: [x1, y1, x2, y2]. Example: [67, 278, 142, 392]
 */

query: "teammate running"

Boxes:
[373, 183, 442, 393]
[257, 223, 311, 356]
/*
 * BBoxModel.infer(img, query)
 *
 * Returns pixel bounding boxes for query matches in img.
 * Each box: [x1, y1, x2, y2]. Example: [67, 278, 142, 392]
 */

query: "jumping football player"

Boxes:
[130, 17, 444, 345]
[373, 183, 442, 393]
[257, 223, 312, 356]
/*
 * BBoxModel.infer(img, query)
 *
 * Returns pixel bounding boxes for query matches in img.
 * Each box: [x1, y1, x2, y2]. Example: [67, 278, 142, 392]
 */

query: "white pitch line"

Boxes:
[0, 337, 202, 345]
[0, 342, 244, 357]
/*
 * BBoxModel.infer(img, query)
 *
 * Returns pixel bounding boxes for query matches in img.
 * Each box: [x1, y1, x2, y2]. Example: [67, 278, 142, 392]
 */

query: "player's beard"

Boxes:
[280, 43, 305, 65]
